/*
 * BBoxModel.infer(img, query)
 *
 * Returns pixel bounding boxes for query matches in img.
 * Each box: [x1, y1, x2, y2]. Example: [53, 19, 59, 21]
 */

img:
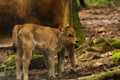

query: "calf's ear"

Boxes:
[58, 26, 64, 32]
[64, 25, 71, 31]
[66, 25, 70, 28]
[58, 25, 71, 32]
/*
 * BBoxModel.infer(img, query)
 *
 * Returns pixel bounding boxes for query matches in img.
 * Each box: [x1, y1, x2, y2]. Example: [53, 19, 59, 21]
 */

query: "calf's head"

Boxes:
[59, 26, 78, 45]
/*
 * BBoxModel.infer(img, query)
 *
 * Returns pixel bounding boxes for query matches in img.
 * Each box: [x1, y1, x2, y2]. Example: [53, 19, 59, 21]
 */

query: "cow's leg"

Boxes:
[44, 52, 55, 79]
[67, 45, 77, 71]
[15, 47, 22, 80]
[57, 48, 65, 77]
[22, 43, 34, 80]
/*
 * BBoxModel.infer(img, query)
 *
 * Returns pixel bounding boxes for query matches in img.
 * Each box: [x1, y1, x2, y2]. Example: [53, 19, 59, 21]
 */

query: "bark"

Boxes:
[79, 0, 87, 7]
[71, 0, 85, 43]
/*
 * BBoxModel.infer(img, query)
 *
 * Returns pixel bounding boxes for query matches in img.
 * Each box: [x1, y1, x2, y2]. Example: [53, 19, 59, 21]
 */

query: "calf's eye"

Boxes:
[68, 34, 73, 37]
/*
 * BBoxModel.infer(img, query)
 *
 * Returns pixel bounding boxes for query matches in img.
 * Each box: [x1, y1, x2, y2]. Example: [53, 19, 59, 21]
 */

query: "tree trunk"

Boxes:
[79, 0, 87, 7]
[71, 0, 85, 43]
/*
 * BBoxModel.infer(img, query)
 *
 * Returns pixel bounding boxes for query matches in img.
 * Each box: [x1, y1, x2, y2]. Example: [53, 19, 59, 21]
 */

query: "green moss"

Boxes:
[72, 0, 85, 43]
[32, 53, 42, 59]
[112, 50, 120, 62]
[78, 68, 120, 80]
[32, 50, 43, 59]
[94, 37, 105, 47]
[4, 66, 15, 74]
[94, 38, 120, 49]
[3, 55, 15, 66]
[84, 0, 119, 7]
[3, 55, 16, 74]
[112, 49, 120, 53]
[95, 37, 106, 44]
[78, 72, 105, 80]
[94, 43, 105, 47]
[108, 39, 120, 49]
[2, 51, 44, 74]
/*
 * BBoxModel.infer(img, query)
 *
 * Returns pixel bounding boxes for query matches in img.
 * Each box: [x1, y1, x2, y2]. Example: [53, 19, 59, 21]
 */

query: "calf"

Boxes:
[12, 24, 78, 80]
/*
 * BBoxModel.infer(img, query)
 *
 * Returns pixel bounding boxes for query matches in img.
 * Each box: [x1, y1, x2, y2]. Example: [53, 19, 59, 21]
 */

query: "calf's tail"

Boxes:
[12, 25, 23, 52]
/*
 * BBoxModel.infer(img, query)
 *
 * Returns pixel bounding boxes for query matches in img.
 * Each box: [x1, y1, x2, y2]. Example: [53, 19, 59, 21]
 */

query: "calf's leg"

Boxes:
[57, 48, 65, 77]
[22, 43, 34, 80]
[44, 52, 55, 79]
[16, 47, 22, 80]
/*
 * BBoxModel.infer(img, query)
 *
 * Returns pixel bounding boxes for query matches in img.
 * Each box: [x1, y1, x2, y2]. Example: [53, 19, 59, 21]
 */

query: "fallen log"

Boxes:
[0, 45, 13, 50]
[78, 66, 120, 80]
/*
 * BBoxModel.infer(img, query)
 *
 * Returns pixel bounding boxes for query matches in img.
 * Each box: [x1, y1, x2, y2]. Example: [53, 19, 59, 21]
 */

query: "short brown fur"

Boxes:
[12, 24, 78, 80]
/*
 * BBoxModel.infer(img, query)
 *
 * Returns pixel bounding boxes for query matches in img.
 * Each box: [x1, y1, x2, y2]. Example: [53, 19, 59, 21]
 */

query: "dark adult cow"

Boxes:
[0, 0, 70, 35]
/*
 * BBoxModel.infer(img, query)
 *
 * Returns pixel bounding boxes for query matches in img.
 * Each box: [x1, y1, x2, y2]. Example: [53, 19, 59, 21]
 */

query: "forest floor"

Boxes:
[0, 7, 120, 80]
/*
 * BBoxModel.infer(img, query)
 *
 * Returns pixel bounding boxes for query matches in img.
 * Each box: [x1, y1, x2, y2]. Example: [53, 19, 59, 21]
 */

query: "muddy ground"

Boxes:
[79, 7, 120, 40]
[0, 7, 120, 80]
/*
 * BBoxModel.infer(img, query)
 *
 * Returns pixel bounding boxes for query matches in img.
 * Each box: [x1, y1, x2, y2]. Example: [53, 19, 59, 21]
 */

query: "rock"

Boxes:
[92, 62, 103, 67]
[97, 27, 105, 33]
